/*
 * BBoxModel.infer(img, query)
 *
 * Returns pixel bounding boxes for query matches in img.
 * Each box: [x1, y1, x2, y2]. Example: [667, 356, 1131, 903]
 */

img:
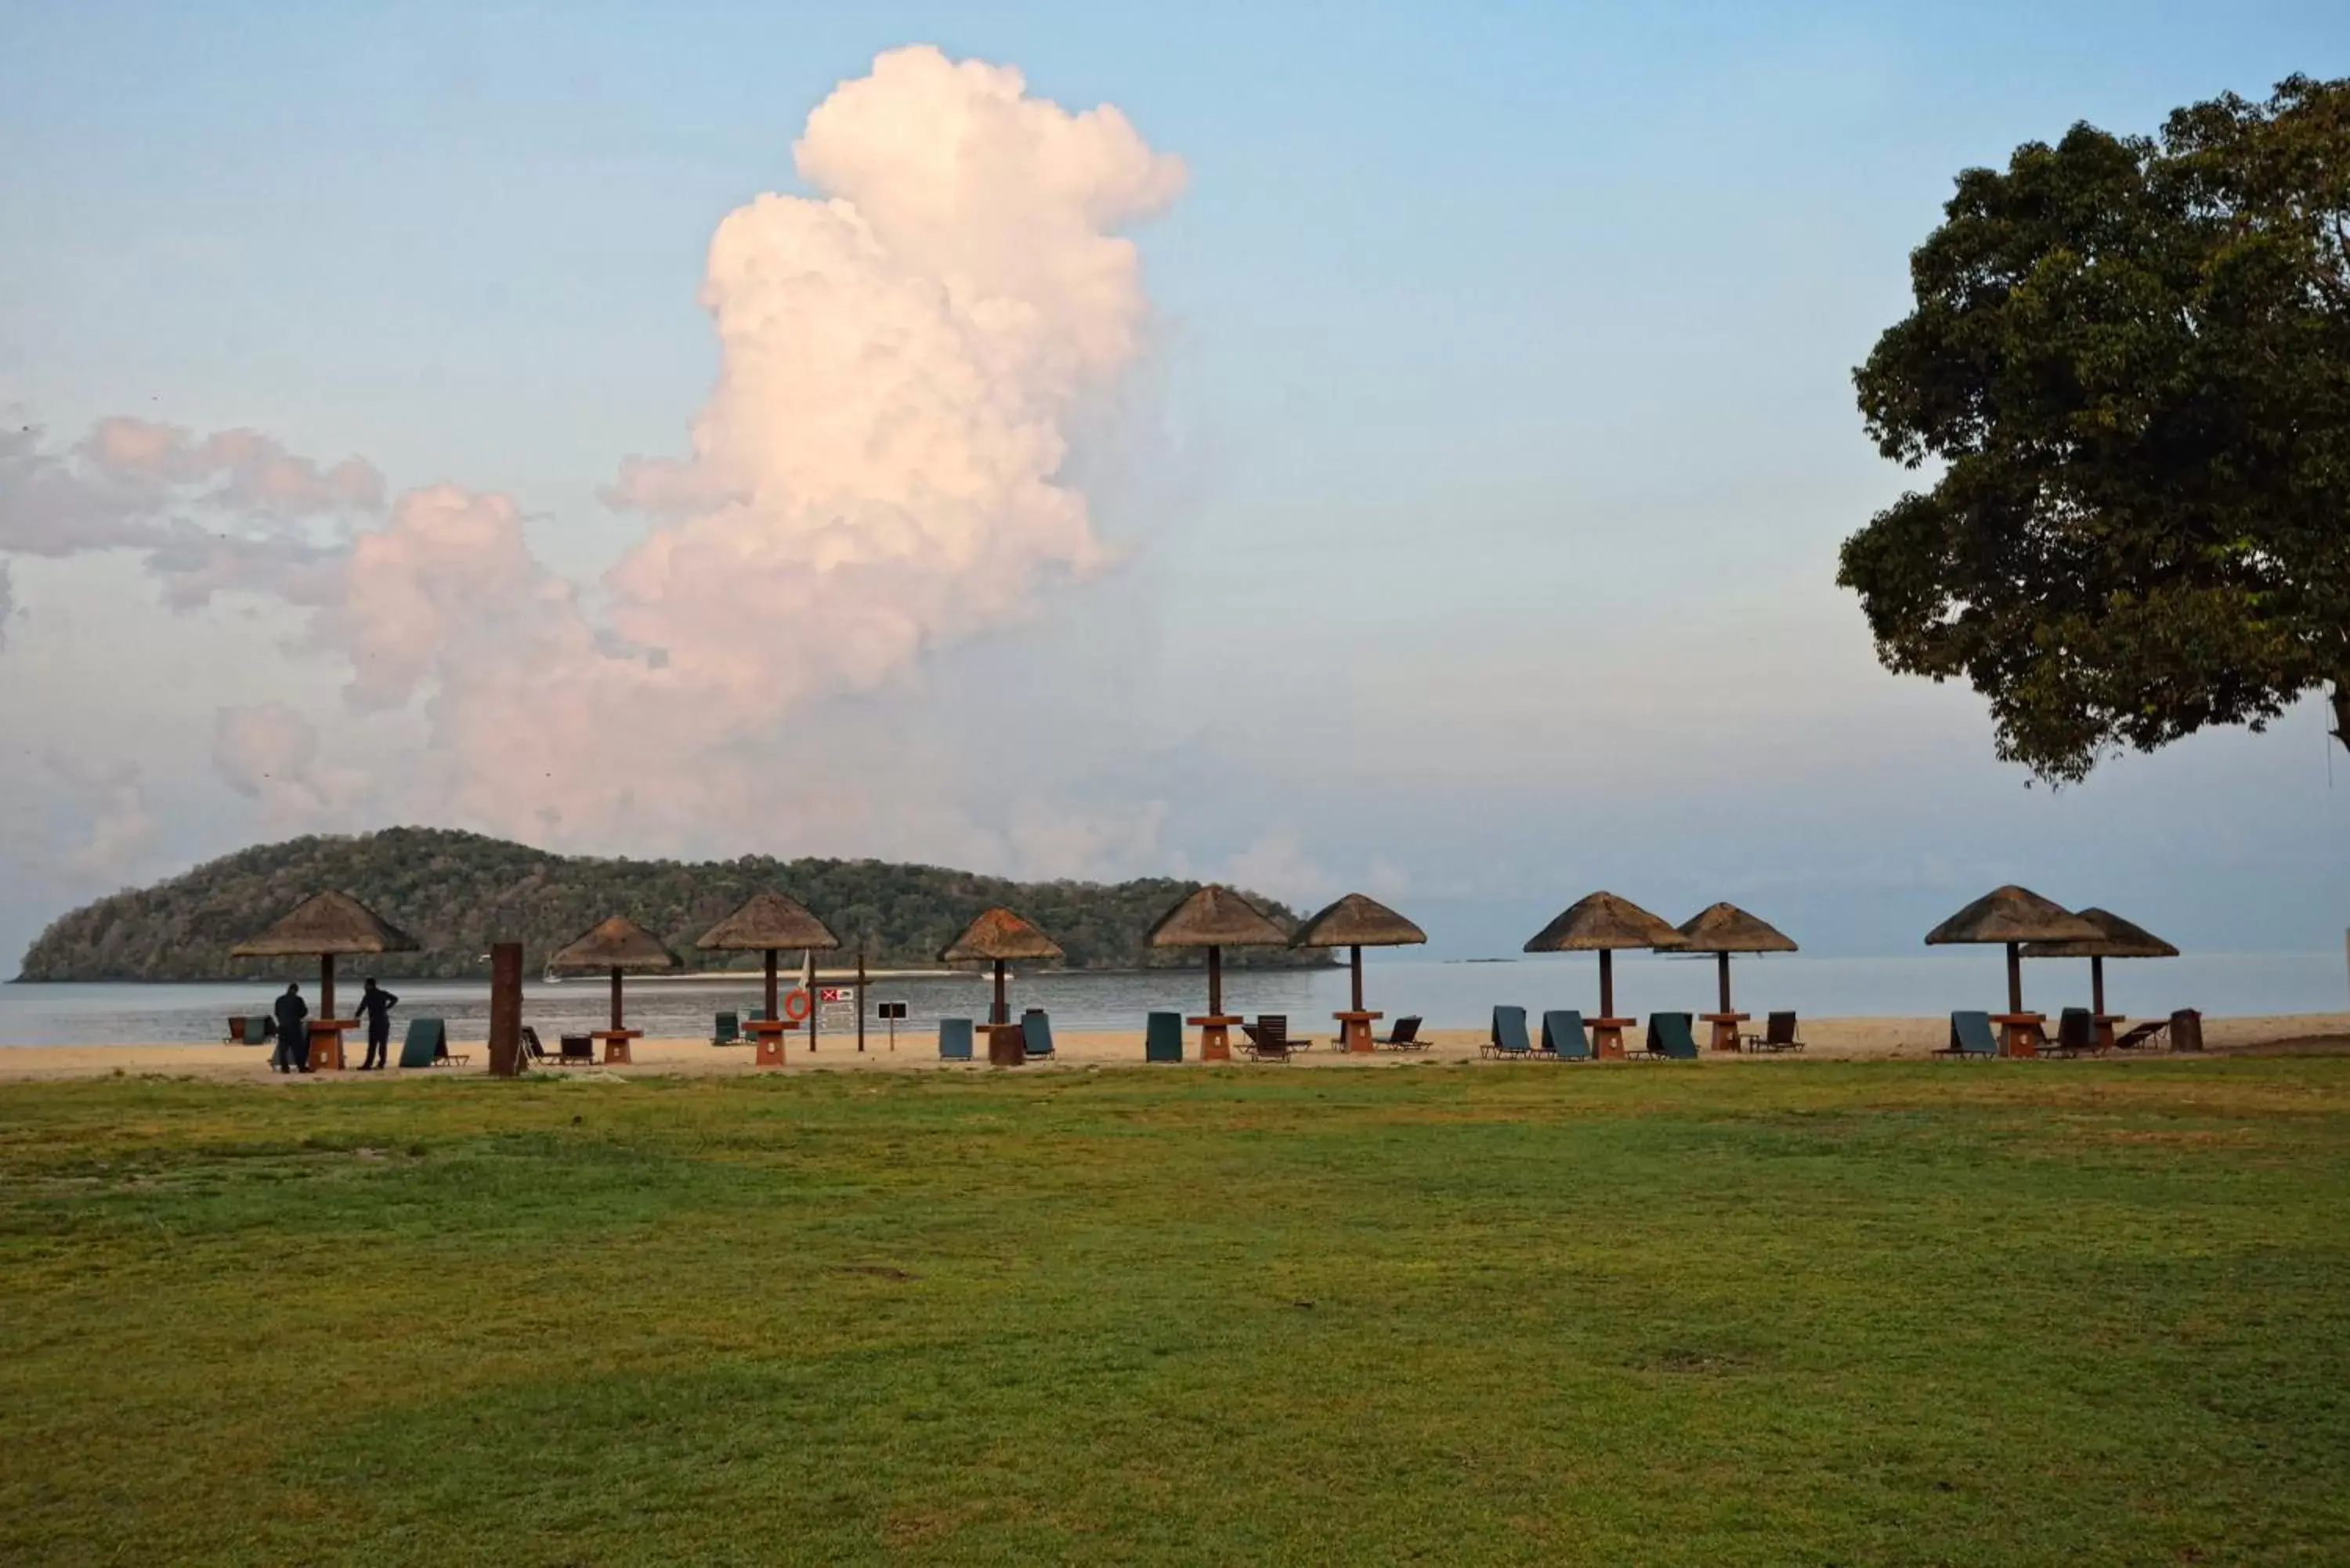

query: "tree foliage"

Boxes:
[15, 827, 1331, 981]
[1839, 75, 2350, 782]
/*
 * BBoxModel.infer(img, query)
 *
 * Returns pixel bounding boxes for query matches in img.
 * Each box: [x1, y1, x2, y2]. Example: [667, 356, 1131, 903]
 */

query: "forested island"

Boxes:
[15, 827, 1332, 981]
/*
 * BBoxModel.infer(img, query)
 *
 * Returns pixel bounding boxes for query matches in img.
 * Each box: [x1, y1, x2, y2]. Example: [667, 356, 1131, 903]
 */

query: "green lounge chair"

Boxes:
[1484, 1006, 1534, 1059]
[710, 1010, 740, 1046]
[397, 1017, 458, 1069]
[1145, 1011, 1184, 1063]
[1021, 1008, 1054, 1058]
[938, 1017, 974, 1061]
[1644, 1012, 1700, 1060]
[1939, 1010, 1998, 1058]
[1541, 1010, 1591, 1060]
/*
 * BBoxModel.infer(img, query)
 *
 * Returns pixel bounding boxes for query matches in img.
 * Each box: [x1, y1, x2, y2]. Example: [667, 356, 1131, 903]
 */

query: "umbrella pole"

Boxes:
[1600, 948, 1615, 1018]
[1350, 945, 1364, 1013]
[1209, 945, 1224, 1017]
[2092, 955, 2106, 1017]
[993, 959, 1007, 1027]
[765, 949, 778, 1020]
[2005, 941, 2023, 1014]
[856, 948, 867, 1053]
[609, 966, 624, 1031]
[1717, 952, 1731, 1014]
[320, 952, 336, 1023]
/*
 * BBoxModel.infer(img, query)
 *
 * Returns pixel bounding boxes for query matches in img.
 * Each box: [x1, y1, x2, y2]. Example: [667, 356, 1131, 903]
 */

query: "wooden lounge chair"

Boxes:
[556, 1033, 595, 1066]
[2042, 1007, 2095, 1057]
[1643, 1012, 1700, 1060]
[1937, 1010, 1998, 1058]
[1241, 1015, 1298, 1061]
[1540, 1010, 1591, 1060]
[1021, 1008, 1055, 1059]
[1484, 1006, 1535, 1060]
[2113, 1018, 2169, 1051]
[1741, 1012, 1806, 1053]
[1376, 1016, 1428, 1050]
[521, 1025, 550, 1065]
[397, 1017, 469, 1069]
[938, 1017, 974, 1061]
[710, 1010, 741, 1046]
[1144, 1010, 1184, 1063]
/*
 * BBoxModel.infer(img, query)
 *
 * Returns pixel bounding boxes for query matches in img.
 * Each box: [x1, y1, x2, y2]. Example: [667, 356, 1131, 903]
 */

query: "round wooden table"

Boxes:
[2092, 1013, 2125, 1053]
[1990, 1013, 2044, 1058]
[746, 1018, 799, 1068]
[1332, 1010, 1381, 1053]
[306, 1018, 359, 1071]
[1188, 1014, 1242, 1063]
[591, 1028, 642, 1065]
[1700, 1011, 1749, 1053]
[1587, 1016, 1636, 1060]
[984, 1023, 1027, 1067]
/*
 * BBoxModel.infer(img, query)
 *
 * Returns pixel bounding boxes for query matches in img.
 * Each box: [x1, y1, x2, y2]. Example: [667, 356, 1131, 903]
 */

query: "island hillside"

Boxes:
[15, 827, 1332, 981]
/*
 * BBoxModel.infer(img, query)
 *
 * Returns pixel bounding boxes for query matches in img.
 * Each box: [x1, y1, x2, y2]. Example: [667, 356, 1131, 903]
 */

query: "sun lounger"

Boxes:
[1644, 1012, 1700, 1060]
[1145, 1010, 1184, 1063]
[522, 1025, 548, 1065]
[1742, 1012, 1806, 1053]
[2113, 1018, 2168, 1051]
[938, 1017, 974, 1061]
[1242, 1015, 1303, 1060]
[1484, 1006, 1535, 1060]
[2042, 1007, 2095, 1057]
[1540, 1010, 1591, 1060]
[1937, 1010, 1998, 1058]
[397, 1017, 468, 1069]
[711, 1010, 740, 1046]
[556, 1034, 595, 1066]
[1376, 1016, 1427, 1049]
[1021, 1008, 1054, 1059]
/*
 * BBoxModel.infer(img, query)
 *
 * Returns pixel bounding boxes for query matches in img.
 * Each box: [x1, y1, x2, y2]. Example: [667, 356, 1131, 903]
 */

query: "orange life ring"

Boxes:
[782, 987, 814, 1023]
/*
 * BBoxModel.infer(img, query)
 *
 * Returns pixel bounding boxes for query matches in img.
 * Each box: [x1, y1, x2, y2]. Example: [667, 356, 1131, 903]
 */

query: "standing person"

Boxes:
[355, 978, 400, 1071]
[271, 983, 309, 1075]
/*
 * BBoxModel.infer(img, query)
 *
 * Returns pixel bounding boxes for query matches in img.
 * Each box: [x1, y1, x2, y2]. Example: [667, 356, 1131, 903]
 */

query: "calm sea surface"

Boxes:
[2, 952, 2345, 1047]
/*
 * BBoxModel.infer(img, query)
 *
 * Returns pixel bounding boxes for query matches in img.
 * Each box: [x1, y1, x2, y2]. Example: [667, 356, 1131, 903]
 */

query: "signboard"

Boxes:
[876, 1002, 908, 1021]
[817, 985, 858, 1032]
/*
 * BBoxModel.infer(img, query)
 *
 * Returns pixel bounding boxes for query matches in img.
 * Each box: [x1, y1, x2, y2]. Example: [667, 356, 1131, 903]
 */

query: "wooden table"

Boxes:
[1188, 1014, 1242, 1063]
[1990, 1013, 2044, 1058]
[746, 1018, 800, 1068]
[984, 1023, 1027, 1067]
[2092, 1013, 2125, 1053]
[591, 1028, 642, 1065]
[1587, 1016, 1636, 1060]
[306, 1018, 359, 1071]
[1700, 1011, 1749, 1053]
[1332, 1010, 1380, 1053]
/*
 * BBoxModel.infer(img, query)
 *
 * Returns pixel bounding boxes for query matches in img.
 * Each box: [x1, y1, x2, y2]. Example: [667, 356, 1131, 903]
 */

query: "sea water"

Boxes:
[2, 951, 2344, 1047]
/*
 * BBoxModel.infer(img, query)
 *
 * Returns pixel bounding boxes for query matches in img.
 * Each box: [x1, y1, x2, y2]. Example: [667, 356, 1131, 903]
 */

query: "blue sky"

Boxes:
[2, 1, 2346, 970]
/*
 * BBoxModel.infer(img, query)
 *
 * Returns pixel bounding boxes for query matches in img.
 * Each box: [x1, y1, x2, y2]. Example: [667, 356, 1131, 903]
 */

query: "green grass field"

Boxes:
[4, 1060, 2348, 1565]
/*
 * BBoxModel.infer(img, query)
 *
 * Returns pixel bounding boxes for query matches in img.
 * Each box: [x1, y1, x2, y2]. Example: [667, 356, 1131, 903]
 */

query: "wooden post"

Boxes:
[2092, 955, 2106, 1017]
[609, 966, 624, 1031]
[857, 949, 868, 1053]
[1716, 952, 1732, 1013]
[2005, 941, 2023, 1014]
[320, 952, 336, 1024]
[992, 959, 1007, 1026]
[488, 941, 522, 1077]
[1350, 945, 1364, 1012]
[764, 948, 778, 1021]
[805, 950, 819, 1053]
[1208, 945, 1224, 1016]
[1599, 948, 1615, 1018]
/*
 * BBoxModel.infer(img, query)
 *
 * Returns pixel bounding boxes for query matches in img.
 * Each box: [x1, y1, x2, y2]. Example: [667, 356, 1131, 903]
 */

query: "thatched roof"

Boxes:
[2019, 907, 2179, 960]
[1523, 891, 1687, 952]
[1291, 893, 1426, 949]
[1674, 901, 1798, 954]
[1144, 885, 1289, 948]
[695, 892, 839, 952]
[548, 915, 682, 973]
[230, 891, 419, 958]
[1925, 885, 2101, 946]
[941, 906, 1066, 963]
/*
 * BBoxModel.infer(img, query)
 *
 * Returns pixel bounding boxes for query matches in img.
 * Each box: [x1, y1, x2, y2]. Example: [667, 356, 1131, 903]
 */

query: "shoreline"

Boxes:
[2, 1012, 2344, 1082]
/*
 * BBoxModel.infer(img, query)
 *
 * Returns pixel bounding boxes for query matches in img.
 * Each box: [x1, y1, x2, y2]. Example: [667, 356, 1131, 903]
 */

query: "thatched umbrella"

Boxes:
[230, 891, 418, 1032]
[1524, 891, 1687, 1054]
[696, 892, 838, 1024]
[1292, 893, 1426, 1051]
[942, 907, 1065, 1025]
[1675, 902, 1798, 1043]
[548, 915, 680, 1033]
[1925, 885, 2101, 1020]
[1146, 885, 1290, 1060]
[2019, 908, 2178, 1020]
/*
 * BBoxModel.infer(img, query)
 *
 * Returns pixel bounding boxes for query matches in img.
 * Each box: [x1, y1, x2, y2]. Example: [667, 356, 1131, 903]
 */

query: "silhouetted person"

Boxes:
[355, 978, 400, 1071]
[272, 983, 309, 1074]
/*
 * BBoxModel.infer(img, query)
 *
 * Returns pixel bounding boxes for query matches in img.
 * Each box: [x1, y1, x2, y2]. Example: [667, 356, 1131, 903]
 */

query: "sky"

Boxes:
[2, 0, 2347, 970]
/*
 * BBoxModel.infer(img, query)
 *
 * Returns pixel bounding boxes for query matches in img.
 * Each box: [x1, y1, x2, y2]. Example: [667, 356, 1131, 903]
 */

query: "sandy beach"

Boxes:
[5, 1012, 2345, 1083]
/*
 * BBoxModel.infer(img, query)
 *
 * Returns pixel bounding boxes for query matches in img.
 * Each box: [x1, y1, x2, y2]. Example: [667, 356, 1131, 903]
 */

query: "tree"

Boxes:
[1838, 75, 2350, 782]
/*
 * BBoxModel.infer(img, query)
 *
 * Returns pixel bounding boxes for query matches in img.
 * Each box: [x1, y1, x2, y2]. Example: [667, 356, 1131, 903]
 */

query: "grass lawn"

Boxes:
[3, 1059, 2348, 1565]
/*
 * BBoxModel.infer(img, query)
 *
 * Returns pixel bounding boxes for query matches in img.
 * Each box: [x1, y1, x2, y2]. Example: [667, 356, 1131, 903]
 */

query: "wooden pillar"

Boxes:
[1599, 948, 1615, 1019]
[1350, 945, 1364, 1013]
[320, 952, 337, 1024]
[2005, 941, 2023, 1014]
[1716, 952, 1732, 1013]
[764, 948, 779, 1021]
[488, 941, 522, 1076]
[992, 959, 1007, 1026]
[857, 949, 868, 1053]
[2092, 955, 2106, 1017]
[609, 966, 624, 1031]
[1208, 945, 1224, 1016]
